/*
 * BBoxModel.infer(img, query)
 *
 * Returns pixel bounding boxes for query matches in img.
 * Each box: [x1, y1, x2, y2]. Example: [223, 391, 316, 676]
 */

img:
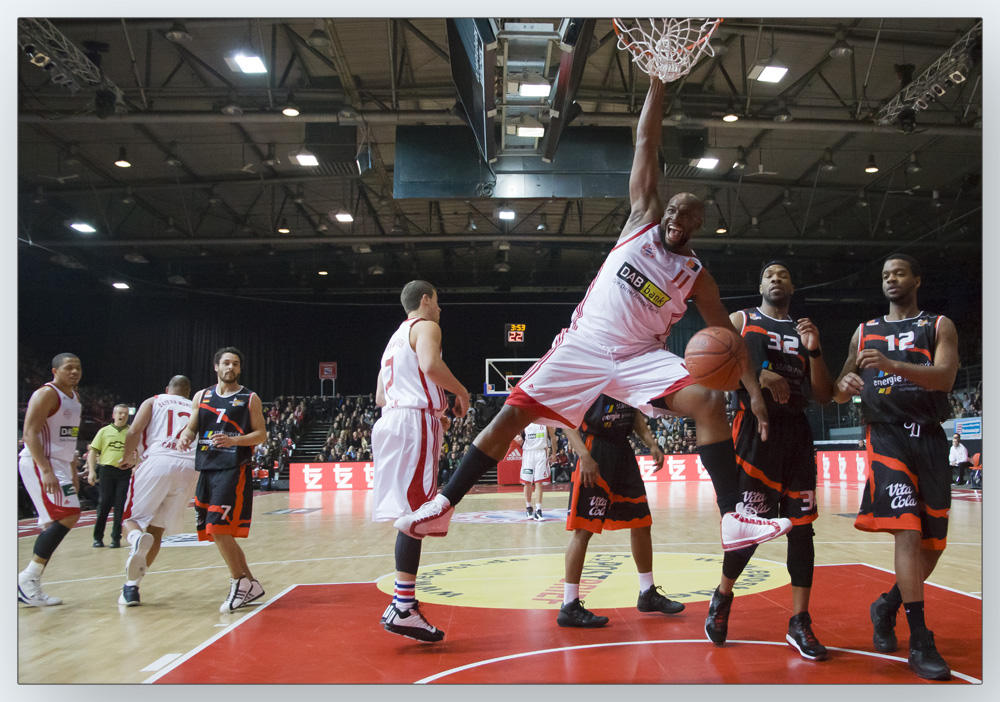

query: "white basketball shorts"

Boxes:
[124, 455, 199, 534]
[519, 449, 551, 484]
[506, 329, 696, 429]
[371, 408, 443, 522]
[19, 455, 81, 525]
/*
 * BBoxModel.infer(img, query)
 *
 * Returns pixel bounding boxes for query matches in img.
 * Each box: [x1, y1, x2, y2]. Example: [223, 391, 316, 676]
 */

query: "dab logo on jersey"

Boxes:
[58, 426, 79, 438]
[617, 262, 670, 308]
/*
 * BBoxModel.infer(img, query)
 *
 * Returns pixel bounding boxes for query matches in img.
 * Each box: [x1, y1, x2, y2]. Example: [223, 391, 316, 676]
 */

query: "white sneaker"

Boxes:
[17, 571, 62, 607]
[380, 602, 395, 625]
[125, 532, 154, 581]
[219, 577, 265, 613]
[720, 502, 792, 551]
[383, 602, 445, 643]
[393, 499, 454, 539]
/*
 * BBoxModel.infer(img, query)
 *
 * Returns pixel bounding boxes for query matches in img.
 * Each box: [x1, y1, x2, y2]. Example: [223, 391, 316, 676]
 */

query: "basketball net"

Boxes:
[612, 18, 723, 83]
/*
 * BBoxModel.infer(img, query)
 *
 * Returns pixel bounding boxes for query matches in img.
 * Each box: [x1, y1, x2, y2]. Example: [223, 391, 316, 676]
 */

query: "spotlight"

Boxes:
[466, 214, 477, 232]
[277, 217, 290, 234]
[536, 214, 548, 232]
[905, 153, 922, 175]
[855, 189, 869, 207]
[898, 108, 917, 133]
[282, 94, 300, 117]
[165, 20, 192, 44]
[121, 186, 135, 204]
[221, 91, 243, 116]
[865, 154, 879, 173]
[829, 25, 853, 58]
[732, 146, 748, 170]
[820, 149, 837, 172]
[773, 102, 793, 123]
[164, 141, 183, 167]
[114, 146, 131, 168]
[782, 189, 794, 207]
[722, 99, 740, 122]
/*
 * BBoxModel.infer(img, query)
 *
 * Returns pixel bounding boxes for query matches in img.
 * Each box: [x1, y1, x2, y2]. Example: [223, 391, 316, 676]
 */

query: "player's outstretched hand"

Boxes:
[837, 372, 864, 397]
[758, 369, 790, 404]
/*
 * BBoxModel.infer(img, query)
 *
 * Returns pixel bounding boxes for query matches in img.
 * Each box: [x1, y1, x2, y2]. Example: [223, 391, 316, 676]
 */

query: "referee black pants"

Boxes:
[93, 464, 133, 543]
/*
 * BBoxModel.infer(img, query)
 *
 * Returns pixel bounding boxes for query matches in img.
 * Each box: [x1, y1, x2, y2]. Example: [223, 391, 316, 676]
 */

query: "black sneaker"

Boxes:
[637, 585, 685, 614]
[118, 584, 140, 607]
[704, 587, 733, 645]
[93, 539, 105, 548]
[786, 611, 829, 661]
[525, 506, 534, 518]
[383, 601, 445, 643]
[533, 509, 544, 521]
[109, 540, 121, 549]
[870, 593, 899, 652]
[908, 629, 951, 680]
[557, 598, 609, 628]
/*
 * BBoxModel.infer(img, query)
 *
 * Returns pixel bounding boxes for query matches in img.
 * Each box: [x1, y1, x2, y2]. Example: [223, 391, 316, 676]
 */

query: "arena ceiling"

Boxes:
[17, 16, 983, 302]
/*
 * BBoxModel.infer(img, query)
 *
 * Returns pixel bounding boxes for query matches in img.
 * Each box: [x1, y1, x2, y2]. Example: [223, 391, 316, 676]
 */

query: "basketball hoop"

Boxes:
[612, 18, 723, 83]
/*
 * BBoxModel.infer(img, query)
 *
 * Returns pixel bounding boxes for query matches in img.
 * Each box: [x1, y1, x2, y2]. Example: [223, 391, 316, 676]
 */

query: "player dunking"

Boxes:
[116, 375, 199, 606]
[396, 78, 790, 551]
[704, 261, 834, 659]
[834, 254, 958, 681]
[373, 281, 470, 643]
[178, 347, 268, 613]
[18, 353, 83, 607]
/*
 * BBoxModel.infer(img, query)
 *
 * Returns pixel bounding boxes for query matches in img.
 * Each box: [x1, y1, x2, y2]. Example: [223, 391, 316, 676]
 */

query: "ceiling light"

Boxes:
[356, 145, 372, 174]
[164, 141, 182, 167]
[536, 214, 548, 232]
[164, 217, 180, 234]
[773, 101, 793, 122]
[63, 143, 81, 167]
[906, 153, 923, 174]
[516, 115, 545, 138]
[466, 214, 477, 232]
[782, 188, 794, 207]
[114, 146, 131, 168]
[221, 91, 243, 116]
[391, 217, 405, 234]
[292, 185, 305, 204]
[112, 282, 130, 290]
[262, 143, 278, 167]
[722, 99, 740, 122]
[495, 261, 511, 273]
[865, 154, 879, 173]
[933, 190, 942, 208]
[355, 243, 372, 254]
[695, 157, 719, 170]
[829, 26, 853, 58]
[227, 48, 267, 74]
[709, 37, 728, 55]
[167, 273, 189, 285]
[703, 191, 716, 206]
[290, 146, 318, 167]
[856, 189, 869, 207]
[498, 207, 516, 221]
[277, 217, 290, 234]
[784, 244, 795, 257]
[748, 55, 787, 83]
[820, 148, 837, 172]
[307, 25, 331, 48]
[334, 209, 353, 223]
[165, 20, 192, 44]
[317, 270, 328, 276]
[282, 94, 300, 117]
[667, 98, 688, 124]
[316, 221, 328, 233]
[370, 265, 384, 275]
[32, 186, 45, 204]
[518, 72, 552, 97]
[69, 221, 96, 233]
[124, 251, 148, 263]
[733, 146, 748, 170]
[498, 240, 511, 251]
[715, 222, 728, 234]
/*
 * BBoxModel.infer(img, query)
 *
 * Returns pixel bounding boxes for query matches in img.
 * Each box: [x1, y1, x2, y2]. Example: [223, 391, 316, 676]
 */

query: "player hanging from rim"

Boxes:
[395, 77, 791, 553]
[833, 254, 958, 681]
[703, 261, 835, 660]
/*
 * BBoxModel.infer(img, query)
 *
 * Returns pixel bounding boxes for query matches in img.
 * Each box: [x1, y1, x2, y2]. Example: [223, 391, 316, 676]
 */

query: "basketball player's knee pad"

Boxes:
[394, 531, 423, 574]
[722, 544, 757, 581]
[33, 521, 71, 561]
[786, 524, 815, 588]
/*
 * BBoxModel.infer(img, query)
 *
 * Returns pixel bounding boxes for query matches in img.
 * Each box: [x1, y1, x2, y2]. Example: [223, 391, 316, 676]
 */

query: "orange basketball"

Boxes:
[684, 326, 748, 391]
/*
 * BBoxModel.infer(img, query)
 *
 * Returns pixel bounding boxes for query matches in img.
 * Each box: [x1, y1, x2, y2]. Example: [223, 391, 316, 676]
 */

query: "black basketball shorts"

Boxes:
[732, 409, 818, 525]
[566, 434, 651, 534]
[194, 464, 254, 541]
[856, 423, 950, 550]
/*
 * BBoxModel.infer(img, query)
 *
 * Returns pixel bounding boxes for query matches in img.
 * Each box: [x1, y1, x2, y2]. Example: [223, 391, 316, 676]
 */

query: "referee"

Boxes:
[87, 404, 131, 548]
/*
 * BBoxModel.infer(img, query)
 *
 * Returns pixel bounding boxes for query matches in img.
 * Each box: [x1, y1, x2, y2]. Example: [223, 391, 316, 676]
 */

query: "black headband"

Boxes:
[759, 259, 792, 283]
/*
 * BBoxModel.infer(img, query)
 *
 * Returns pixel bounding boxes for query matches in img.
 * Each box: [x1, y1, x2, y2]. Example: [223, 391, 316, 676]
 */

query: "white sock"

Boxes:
[434, 494, 451, 509]
[563, 582, 580, 605]
[24, 561, 44, 577]
[535, 503, 542, 511]
[127, 530, 142, 547]
[638, 572, 655, 593]
[125, 579, 139, 587]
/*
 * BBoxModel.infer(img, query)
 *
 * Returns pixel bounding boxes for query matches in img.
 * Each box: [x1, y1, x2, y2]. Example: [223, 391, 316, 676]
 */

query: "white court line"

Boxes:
[141, 583, 298, 684]
[140, 653, 182, 672]
[818, 563, 982, 600]
[413, 639, 982, 685]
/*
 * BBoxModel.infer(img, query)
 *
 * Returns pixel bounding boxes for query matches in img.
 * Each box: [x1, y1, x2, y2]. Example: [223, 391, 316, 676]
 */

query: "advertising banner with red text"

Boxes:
[289, 462, 374, 492]
[815, 450, 868, 485]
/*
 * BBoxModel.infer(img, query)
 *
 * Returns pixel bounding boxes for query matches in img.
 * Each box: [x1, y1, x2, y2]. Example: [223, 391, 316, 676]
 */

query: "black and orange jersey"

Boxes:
[735, 307, 809, 415]
[194, 385, 256, 471]
[580, 394, 637, 440]
[857, 312, 951, 427]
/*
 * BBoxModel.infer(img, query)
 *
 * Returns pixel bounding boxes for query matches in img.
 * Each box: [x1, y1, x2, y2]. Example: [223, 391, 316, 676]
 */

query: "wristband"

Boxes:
[809, 347, 822, 358]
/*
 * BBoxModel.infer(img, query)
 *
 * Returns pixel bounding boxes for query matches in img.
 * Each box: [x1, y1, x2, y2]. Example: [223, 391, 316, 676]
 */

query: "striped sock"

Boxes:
[394, 579, 416, 612]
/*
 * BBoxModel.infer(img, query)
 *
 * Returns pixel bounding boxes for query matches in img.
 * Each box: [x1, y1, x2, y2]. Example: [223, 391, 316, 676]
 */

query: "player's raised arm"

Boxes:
[627, 79, 666, 231]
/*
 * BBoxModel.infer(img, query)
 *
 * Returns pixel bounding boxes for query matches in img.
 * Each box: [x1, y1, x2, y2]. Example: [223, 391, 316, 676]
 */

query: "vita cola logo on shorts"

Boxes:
[886, 483, 918, 509]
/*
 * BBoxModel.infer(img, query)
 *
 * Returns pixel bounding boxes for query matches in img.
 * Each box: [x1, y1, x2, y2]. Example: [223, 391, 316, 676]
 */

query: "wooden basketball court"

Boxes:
[16, 482, 982, 685]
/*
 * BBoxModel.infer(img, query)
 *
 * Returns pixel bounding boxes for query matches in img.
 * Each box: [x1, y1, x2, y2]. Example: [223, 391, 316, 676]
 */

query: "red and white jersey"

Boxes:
[379, 318, 447, 412]
[522, 423, 549, 451]
[140, 394, 196, 463]
[569, 222, 703, 354]
[19, 383, 81, 463]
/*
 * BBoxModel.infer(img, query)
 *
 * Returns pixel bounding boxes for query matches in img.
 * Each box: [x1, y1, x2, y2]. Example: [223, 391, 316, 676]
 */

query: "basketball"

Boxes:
[684, 326, 748, 391]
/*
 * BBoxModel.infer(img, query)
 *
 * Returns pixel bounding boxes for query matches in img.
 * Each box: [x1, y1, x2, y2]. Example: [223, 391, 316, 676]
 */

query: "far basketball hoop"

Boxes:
[484, 357, 540, 397]
[612, 18, 723, 83]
